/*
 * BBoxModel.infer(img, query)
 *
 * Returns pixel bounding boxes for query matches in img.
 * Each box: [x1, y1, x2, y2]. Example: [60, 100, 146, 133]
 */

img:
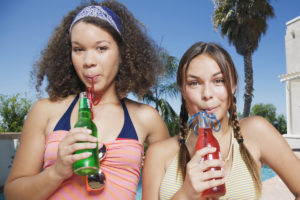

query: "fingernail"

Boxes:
[85, 152, 92, 157]
[86, 129, 92, 134]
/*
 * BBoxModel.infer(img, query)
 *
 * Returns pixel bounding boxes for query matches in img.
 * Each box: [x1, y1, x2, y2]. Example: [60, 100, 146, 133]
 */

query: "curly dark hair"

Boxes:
[31, 0, 162, 101]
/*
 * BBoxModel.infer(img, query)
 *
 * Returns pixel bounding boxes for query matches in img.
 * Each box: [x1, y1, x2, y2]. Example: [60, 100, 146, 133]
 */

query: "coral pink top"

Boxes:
[43, 97, 143, 199]
[44, 131, 143, 200]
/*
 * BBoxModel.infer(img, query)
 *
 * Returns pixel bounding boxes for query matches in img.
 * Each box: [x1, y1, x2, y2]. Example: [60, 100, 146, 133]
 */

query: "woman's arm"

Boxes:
[4, 99, 98, 200]
[4, 100, 65, 200]
[142, 140, 170, 200]
[242, 116, 300, 199]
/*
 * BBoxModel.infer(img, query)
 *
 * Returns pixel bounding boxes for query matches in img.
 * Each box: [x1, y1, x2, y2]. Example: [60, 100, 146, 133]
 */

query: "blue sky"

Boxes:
[0, 0, 299, 116]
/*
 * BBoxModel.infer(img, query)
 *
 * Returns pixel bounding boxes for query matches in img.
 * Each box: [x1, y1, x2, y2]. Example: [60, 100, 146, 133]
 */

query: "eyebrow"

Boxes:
[71, 41, 80, 45]
[187, 71, 223, 79]
[71, 40, 110, 45]
[213, 71, 223, 76]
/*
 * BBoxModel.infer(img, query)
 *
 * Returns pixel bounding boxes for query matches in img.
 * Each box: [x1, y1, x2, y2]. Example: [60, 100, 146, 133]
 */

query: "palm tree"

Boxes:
[142, 48, 180, 137]
[212, 0, 274, 117]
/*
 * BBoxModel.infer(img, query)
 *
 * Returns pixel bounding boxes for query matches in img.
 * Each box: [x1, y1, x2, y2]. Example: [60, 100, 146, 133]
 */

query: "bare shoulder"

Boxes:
[27, 95, 78, 135]
[124, 98, 169, 143]
[239, 115, 281, 147]
[124, 98, 159, 118]
[240, 115, 269, 128]
[239, 116, 288, 164]
[27, 98, 55, 123]
[239, 116, 277, 139]
[30, 96, 73, 113]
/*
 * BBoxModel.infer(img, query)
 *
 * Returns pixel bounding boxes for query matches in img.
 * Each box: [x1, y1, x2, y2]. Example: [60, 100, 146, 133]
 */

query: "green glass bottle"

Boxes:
[73, 92, 99, 176]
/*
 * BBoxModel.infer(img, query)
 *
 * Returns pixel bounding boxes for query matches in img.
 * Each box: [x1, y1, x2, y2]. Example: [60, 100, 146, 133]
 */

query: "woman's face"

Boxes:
[183, 54, 231, 121]
[71, 21, 120, 93]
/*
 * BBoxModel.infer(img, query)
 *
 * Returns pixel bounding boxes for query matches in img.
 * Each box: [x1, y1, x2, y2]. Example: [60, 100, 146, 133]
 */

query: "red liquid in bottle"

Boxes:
[195, 127, 226, 198]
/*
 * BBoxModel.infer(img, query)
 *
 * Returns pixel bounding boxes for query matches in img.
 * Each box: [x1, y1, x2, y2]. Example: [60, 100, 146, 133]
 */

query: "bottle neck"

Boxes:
[78, 108, 92, 119]
[78, 95, 92, 120]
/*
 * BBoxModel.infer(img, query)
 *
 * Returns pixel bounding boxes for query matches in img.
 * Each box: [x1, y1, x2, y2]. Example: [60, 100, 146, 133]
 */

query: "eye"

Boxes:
[187, 81, 199, 87]
[97, 46, 108, 52]
[214, 78, 225, 84]
[72, 47, 83, 52]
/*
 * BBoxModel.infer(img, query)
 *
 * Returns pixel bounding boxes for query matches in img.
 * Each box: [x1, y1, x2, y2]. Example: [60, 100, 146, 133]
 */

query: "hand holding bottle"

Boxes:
[52, 127, 98, 180]
[72, 92, 99, 176]
[188, 111, 226, 199]
[180, 146, 225, 200]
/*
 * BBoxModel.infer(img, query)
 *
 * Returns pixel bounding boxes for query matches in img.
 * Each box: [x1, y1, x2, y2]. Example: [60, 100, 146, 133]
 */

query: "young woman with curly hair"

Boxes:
[4, 1, 169, 199]
[142, 42, 300, 200]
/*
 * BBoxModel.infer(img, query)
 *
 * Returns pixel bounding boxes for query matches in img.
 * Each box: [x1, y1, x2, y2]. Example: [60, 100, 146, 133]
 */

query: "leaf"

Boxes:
[0, 93, 33, 132]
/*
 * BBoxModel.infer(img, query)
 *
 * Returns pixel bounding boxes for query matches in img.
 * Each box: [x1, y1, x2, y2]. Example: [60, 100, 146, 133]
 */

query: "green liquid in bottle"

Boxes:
[72, 92, 99, 176]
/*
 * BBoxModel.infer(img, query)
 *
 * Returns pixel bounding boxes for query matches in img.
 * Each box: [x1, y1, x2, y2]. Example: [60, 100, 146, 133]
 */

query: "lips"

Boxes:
[85, 75, 99, 82]
[203, 107, 217, 114]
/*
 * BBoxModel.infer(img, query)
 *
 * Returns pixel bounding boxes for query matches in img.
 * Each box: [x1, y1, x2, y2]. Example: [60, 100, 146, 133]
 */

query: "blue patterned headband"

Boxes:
[69, 5, 121, 34]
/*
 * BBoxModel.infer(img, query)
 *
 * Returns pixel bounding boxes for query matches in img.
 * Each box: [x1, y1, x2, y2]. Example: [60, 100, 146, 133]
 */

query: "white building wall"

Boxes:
[285, 16, 300, 73]
[282, 16, 300, 149]
[291, 80, 300, 135]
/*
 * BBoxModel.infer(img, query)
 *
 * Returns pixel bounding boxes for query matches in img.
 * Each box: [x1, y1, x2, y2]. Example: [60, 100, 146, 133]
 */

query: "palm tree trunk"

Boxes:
[243, 52, 254, 118]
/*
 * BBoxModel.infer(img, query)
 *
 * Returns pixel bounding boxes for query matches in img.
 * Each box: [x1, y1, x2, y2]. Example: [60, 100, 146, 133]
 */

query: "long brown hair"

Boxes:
[177, 42, 261, 195]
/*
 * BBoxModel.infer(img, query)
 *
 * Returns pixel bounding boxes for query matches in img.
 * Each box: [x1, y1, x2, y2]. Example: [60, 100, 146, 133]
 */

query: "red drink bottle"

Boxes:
[194, 115, 226, 198]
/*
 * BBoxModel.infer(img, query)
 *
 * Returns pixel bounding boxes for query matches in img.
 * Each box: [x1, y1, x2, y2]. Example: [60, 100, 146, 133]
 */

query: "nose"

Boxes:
[84, 50, 96, 68]
[201, 83, 213, 100]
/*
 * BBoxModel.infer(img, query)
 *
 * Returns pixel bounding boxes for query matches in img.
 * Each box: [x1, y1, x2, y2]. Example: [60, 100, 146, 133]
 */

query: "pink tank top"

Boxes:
[44, 130, 143, 199]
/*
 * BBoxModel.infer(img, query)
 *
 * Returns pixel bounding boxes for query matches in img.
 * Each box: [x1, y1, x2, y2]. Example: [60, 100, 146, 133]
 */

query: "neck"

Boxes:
[93, 86, 120, 106]
[213, 115, 230, 136]
[87, 81, 121, 106]
[98, 93, 120, 105]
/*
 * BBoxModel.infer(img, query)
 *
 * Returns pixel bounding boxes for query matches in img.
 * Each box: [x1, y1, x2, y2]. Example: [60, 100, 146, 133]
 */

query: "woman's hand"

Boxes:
[52, 127, 99, 180]
[181, 147, 225, 200]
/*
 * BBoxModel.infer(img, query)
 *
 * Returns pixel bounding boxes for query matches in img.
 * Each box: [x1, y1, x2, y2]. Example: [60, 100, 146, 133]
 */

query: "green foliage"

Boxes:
[250, 103, 287, 134]
[273, 114, 287, 135]
[251, 103, 276, 122]
[212, 0, 274, 54]
[141, 47, 180, 137]
[0, 93, 33, 132]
